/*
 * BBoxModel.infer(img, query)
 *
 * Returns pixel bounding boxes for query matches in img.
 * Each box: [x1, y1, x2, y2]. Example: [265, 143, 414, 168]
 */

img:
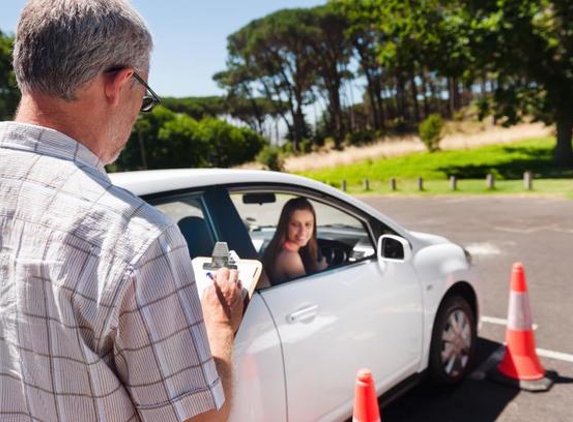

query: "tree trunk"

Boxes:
[364, 71, 380, 130]
[554, 114, 573, 166]
[410, 72, 420, 123]
[420, 69, 430, 118]
[446, 77, 454, 118]
[396, 72, 408, 121]
[292, 87, 307, 151]
[293, 105, 305, 151]
[368, 85, 381, 130]
[374, 77, 386, 130]
[329, 80, 344, 150]
[336, 95, 345, 148]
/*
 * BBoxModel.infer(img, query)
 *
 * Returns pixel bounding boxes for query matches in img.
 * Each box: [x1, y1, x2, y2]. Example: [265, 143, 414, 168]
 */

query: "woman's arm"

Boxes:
[279, 250, 306, 280]
[316, 255, 328, 271]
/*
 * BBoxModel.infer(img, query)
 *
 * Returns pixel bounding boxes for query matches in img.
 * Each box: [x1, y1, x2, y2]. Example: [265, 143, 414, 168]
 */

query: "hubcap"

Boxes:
[440, 309, 471, 377]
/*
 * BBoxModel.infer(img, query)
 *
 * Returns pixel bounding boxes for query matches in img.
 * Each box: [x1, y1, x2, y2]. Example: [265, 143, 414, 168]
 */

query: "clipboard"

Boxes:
[191, 242, 262, 300]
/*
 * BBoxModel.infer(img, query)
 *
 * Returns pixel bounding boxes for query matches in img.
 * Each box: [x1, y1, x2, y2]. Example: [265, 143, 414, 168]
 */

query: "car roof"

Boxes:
[109, 168, 406, 235]
[109, 168, 329, 196]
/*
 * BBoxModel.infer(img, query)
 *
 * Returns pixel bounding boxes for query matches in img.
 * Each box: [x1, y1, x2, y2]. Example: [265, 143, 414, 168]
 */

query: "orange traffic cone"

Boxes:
[493, 262, 553, 391]
[353, 369, 381, 422]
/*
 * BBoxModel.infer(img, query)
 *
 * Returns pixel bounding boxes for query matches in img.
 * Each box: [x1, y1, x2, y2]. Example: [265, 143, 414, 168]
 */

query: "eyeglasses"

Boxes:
[132, 72, 161, 113]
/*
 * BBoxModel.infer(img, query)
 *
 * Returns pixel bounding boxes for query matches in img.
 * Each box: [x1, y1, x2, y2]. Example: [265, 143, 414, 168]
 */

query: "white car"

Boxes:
[110, 168, 481, 422]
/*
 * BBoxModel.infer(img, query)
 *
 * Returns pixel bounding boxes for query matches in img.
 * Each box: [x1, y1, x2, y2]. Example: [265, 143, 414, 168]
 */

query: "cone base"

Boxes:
[488, 367, 555, 392]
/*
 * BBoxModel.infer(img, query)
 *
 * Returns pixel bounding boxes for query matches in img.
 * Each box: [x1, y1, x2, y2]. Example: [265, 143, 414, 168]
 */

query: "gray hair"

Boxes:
[13, 0, 153, 100]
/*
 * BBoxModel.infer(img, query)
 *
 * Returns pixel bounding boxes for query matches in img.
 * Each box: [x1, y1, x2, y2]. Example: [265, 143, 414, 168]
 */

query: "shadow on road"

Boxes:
[383, 338, 520, 422]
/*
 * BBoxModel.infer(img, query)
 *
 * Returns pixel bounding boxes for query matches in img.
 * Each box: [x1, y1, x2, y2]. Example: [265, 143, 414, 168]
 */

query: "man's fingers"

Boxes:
[200, 269, 244, 333]
[214, 269, 240, 294]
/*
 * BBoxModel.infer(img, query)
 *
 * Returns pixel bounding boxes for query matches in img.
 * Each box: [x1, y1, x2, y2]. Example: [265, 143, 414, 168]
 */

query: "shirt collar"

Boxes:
[0, 121, 110, 181]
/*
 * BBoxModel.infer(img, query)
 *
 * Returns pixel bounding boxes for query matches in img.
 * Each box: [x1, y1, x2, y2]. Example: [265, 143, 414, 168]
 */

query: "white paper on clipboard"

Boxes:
[192, 251, 262, 300]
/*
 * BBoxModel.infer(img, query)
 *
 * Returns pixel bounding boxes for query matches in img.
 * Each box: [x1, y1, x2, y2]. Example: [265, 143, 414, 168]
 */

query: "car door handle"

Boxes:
[286, 305, 319, 324]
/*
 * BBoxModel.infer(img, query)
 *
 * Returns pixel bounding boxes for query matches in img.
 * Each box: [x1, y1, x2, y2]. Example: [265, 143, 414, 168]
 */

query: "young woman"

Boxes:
[262, 197, 327, 285]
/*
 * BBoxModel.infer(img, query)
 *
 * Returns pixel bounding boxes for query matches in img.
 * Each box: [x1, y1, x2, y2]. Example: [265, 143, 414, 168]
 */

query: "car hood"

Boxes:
[407, 230, 450, 247]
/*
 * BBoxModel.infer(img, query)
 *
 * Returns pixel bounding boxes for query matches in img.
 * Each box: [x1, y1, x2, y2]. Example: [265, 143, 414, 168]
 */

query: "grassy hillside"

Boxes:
[297, 137, 573, 197]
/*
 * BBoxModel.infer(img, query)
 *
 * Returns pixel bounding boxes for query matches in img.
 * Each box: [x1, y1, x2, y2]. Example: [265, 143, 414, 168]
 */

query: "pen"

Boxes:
[206, 272, 215, 280]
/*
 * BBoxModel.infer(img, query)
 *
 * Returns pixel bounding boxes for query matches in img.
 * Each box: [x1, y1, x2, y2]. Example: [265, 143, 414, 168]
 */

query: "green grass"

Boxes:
[298, 137, 573, 198]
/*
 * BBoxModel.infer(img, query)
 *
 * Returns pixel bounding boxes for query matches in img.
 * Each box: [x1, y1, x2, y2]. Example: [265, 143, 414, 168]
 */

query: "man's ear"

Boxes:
[104, 68, 134, 107]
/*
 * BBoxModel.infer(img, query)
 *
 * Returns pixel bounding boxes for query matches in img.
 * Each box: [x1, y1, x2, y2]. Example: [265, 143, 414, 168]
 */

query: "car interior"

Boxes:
[152, 186, 380, 289]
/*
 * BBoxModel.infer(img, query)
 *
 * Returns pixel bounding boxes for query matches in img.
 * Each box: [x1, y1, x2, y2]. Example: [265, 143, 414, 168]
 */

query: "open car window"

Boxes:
[230, 190, 376, 285]
[149, 194, 216, 259]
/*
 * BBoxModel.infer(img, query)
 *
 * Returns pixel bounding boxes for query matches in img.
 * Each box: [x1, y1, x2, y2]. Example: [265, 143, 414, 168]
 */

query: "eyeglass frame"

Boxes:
[104, 67, 161, 113]
[132, 71, 161, 113]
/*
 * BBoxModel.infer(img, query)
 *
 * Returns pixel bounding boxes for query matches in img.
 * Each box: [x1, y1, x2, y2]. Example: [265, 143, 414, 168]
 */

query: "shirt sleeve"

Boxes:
[113, 224, 225, 421]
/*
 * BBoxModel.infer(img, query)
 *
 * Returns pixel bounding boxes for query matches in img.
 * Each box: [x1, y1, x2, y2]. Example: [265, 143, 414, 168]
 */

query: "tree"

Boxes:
[419, 113, 444, 152]
[221, 9, 318, 151]
[214, 68, 289, 136]
[110, 106, 267, 172]
[333, 0, 474, 129]
[308, 5, 353, 149]
[0, 30, 20, 120]
[466, 0, 573, 166]
[195, 117, 266, 167]
[160, 96, 226, 120]
[335, 0, 387, 131]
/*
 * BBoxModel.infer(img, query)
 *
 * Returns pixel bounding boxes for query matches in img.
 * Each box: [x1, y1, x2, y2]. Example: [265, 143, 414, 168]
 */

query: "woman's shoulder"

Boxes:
[277, 248, 303, 264]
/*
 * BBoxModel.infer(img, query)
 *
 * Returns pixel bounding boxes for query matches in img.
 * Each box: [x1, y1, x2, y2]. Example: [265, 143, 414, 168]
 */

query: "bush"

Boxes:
[346, 130, 375, 146]
[195, 118, 266, 167]
[300, 138, 313, 154]
[257, 146, 284, 171]
[419, 114, 444, 152]
[281, 141, 295, 156]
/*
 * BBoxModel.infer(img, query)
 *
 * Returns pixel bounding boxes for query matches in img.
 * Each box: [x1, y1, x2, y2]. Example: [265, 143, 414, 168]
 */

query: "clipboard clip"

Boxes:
[202, 242, 238, 270]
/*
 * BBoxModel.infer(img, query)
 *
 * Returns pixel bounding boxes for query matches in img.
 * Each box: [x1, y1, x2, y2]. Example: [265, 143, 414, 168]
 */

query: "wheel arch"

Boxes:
[441, 281, 479, 324]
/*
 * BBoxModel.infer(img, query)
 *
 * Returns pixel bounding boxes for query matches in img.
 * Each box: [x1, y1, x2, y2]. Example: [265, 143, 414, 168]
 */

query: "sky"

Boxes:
[0, 0, 327, 98]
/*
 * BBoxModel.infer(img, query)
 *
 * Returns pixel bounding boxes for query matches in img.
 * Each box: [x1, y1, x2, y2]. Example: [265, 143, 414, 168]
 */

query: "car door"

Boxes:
[233, 188, 424, 421]
[146, 188, 288, 421]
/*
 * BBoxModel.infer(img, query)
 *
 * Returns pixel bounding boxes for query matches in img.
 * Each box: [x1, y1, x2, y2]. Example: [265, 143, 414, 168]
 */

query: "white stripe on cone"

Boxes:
[507, 292, 533, 331]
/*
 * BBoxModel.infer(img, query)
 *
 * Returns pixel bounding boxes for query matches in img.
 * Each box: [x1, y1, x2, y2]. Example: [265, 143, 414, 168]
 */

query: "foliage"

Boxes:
[112, 106, 267, 171]
[418, 114, 444, 152]
[281, 141, 295, 156]
[346, 130, 376, 146]
[0, 30, 20, 120]
[221, 8, 319, 151]
[465, 0, 573, 165]
[196, 117, 267, 167]
[4, 0, 573, 169]
[160, 96, 226, 120]
[257, 145, 284, 171]
[306, 4, 352, 148]
[157, 113, 210, 168]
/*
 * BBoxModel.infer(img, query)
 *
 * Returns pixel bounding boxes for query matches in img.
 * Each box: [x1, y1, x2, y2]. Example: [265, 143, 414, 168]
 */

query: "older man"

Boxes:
[0, 1, 243, 421]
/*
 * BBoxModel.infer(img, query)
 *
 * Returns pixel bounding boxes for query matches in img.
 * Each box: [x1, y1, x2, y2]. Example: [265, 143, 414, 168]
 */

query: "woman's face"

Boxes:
[287, 209, 314, 248]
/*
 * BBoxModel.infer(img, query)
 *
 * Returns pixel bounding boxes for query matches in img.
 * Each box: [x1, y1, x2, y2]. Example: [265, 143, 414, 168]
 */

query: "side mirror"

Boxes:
[377, 234, 412, 263]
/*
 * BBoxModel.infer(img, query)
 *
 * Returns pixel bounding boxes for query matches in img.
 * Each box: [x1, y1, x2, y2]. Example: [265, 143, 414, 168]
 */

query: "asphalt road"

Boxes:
[361, 196, 573, 422]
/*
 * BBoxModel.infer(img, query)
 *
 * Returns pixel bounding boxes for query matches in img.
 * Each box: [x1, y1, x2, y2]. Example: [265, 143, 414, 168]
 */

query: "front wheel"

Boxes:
[428, 295, 476, 385]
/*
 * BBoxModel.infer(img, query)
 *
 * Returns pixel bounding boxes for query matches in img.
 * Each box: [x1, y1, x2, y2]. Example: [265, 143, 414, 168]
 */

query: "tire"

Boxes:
[428, 295, 476, 385]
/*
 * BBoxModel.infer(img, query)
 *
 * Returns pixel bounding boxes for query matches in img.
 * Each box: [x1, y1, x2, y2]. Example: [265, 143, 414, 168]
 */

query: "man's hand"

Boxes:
[201, 268, 244, 335]
[191, 268, 244, 422]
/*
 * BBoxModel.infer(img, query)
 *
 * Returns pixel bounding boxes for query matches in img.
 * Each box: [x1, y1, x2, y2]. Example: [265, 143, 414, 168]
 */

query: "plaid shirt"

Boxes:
[0, 122, 224, 421]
